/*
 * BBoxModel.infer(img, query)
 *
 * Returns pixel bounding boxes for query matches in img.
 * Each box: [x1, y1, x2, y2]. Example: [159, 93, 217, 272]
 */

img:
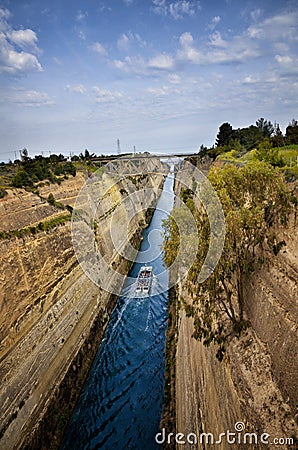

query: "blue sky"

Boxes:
[0, 0, 297, 160]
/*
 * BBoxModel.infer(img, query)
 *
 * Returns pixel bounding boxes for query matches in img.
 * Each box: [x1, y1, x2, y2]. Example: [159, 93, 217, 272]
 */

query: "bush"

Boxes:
[47, 193, 65, 210]
[0, 187, 7, 198]
[0, 214, 71, 240]
[12, 169, 33, 188]
[48, 193, 56, 205]
[8, 155, 77, 189]
[164, 161, 292, 360]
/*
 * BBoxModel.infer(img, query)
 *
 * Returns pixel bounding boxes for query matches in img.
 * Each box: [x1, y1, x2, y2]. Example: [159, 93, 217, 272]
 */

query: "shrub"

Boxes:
[0, 187, 7, 198]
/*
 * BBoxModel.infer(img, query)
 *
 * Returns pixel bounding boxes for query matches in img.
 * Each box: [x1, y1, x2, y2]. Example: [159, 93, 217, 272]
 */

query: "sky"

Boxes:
[0, 0, 297, 161]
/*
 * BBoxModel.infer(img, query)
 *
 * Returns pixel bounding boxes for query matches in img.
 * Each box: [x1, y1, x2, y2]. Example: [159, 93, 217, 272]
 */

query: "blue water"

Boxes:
[61, 173, 175, 450]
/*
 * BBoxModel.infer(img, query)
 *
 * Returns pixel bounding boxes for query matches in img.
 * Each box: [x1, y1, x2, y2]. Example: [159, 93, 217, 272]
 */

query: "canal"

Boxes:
[61, 172, 175, 449]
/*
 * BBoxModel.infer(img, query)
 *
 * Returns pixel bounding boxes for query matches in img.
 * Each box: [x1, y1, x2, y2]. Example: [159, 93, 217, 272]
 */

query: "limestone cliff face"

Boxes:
[0, 165, 165, 449]
[242, 215, 297, 415]
[170, 171, 297, 449]
[0, 173, 85, 231]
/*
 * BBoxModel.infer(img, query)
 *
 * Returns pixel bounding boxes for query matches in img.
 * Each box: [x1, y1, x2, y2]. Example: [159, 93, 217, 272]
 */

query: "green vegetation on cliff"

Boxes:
[163, 159, 295, 360]
[0, 152, 77, 195]
[0, 214, 71, 240]
[192, 118, 298, 181]
[10, 150, 77, 189]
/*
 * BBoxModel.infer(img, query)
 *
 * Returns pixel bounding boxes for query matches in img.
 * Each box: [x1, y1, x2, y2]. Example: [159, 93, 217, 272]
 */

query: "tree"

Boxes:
[234, 125, 263, 150]
[64, 162, 76, 177]
[194, 162, 291, 358]
[11, 169, 33, 188]
[271, 122, 284, 148]
[256, 139, 283, 167]
[215, 122, 234, 147]
[79, 149, 96, 160]
[47, 193, 56, 206]
[285, 118, 298, 144]
[0, 188, 7, 198]
[256, 117, 274, 138]
[163, 161, 292, 360]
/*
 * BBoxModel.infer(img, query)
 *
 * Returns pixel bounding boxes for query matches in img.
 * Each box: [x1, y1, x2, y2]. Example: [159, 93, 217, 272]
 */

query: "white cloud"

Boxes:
[123, 0, 134, 5]
[169, 1, 198, 19]
[178, 45, 201, 63]
[208, 15, 221, 30]
[178, 29, 262, 65]
[114, 9, 296, 79]
[177, 32, 201, 63]
[275, 54, 293, 65]
[250, 8, 262, 22]
[147, 86, 170, 96]
[274, 42, 289, 53]
[53, 56, 62, 65]
[113, 52, 174, 75]
[78, 30, 86, 41]
[118, 33, 130, 52]
[117, 32, 146, 52]
[66, 84, 86, 94]
[152, 0, 201, 20]
[209, 31, 228, 48]
[76, 10, 88, 22]
[179, 31, 194, 47]
[0, 33, 42, 73]
[248, 11, 298, 41]
[114, 27, 260, 76]
[152, 0, 168, 16]
[5, 88, 54, 106]
[274, 54, 298, 76]
[134, 33, 146, 47]
[0, 7, 10, 29]
[7, 29, 39, 51]
[210, 44, 260, 64]
[113, 56, 146, 74]
[0, 8, 43, 74]
[168, 73, 181, 84]
[148, 53, 174, 70]
[92, 86, 124, 103]
[114, 59, 126, 70]
[90, 42, 107, 56]
[242, 75, 259, 84]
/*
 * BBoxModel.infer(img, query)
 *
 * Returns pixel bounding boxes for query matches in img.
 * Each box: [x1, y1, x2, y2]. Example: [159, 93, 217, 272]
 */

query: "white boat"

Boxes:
[136, 265, 153, 294]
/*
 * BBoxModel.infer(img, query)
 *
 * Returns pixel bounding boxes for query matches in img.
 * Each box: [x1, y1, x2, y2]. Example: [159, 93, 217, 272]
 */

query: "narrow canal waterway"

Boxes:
[61, 172, 175, 450]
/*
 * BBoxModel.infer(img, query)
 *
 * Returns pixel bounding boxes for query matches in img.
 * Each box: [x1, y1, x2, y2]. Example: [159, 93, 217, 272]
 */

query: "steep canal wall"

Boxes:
[0, 162, 166, 449]
[163, 165, 297, 449]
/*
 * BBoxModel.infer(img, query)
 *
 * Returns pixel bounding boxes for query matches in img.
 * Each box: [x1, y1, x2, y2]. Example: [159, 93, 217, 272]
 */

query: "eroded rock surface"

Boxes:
[0, 164, 165, 449]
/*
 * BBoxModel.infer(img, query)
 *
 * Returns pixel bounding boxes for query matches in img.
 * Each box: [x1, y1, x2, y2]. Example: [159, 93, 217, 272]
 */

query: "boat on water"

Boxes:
[136, 265, 153, 294]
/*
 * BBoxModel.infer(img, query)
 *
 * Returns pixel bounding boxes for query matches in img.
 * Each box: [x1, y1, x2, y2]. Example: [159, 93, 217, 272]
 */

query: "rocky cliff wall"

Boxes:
[242, 215, 297, 415]
[0, 164, 165, 449]
[167, 170, 297, 449]
[0, 173, 85, 231]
